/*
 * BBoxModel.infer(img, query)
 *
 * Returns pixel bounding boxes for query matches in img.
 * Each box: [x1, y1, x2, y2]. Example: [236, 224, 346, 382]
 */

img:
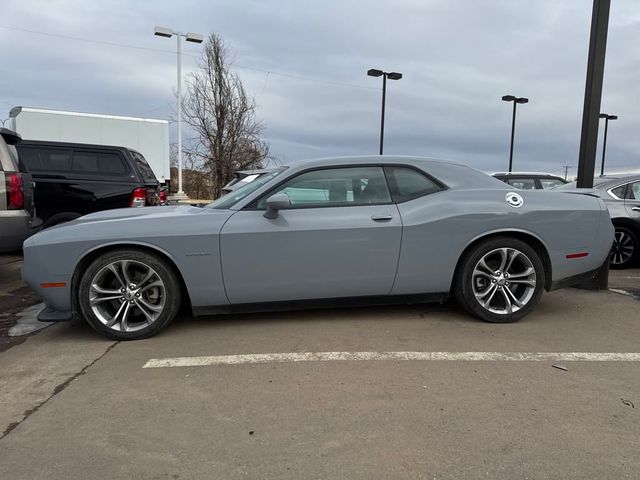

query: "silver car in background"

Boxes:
[22, 156, 614, 340]
[592, 175, 640, 268]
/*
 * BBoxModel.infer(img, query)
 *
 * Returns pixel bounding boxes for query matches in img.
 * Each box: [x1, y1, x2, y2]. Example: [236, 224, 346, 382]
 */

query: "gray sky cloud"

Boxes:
[1, 0, 638, 176]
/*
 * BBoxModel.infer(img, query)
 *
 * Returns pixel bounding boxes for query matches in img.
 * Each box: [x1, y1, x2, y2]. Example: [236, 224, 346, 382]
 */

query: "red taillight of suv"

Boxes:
[130, 187, 147, 208]
[6, 172, 25, 210]
[158, 189, 167, 205]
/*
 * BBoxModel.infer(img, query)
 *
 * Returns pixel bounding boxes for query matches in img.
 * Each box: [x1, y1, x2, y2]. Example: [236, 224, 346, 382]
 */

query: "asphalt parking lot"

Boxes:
[0, 256, 639, 480]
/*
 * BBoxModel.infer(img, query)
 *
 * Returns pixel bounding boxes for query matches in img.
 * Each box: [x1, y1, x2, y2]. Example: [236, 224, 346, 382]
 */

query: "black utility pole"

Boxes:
[380, 73, 387, 155]
[501, 95, 529, 172]
[367, 69, 403, 155]
[576, 0, 611, 188]
[599, 113, 617, 176]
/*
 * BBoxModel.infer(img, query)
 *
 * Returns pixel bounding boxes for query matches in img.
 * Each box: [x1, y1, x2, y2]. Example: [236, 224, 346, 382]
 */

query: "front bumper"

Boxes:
[38, 305, 73, 322]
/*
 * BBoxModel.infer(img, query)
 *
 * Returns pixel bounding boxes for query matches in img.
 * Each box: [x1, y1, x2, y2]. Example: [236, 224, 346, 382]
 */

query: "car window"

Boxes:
[385, 166, 442, 202]
[539, 178, 565, 189]
[629, 182, 640, 200]
[72, 151, 129, 176]
[130, 151, 158, 183]
[258, 166, 391, 208]
[505, 178, 537, 190]
[20, 147, 72, 172]
[609, 184, 627, 200]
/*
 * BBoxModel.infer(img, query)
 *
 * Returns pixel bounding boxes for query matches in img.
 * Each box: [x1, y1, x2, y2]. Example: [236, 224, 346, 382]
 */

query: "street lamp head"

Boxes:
[154, 26, 173, 38]
[387, 72, 403, 80]
[515, 97, 529, 104]
[367, 69, 383, 77]
[600, 113, 618, 120]
[502, 95, 516, 102]
[609, 115, 618, 120]
[185, 32, 204, 43]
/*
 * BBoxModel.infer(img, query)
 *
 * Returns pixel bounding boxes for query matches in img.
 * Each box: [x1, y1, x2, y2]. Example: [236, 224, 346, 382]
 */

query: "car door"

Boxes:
[625, 181, 640, 221]
[219, 166, 402, 304]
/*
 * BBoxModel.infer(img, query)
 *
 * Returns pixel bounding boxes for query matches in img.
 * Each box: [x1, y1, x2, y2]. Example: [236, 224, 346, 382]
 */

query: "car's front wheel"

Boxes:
[610, 226, 638, 269]
[78, 249, 182, 340]
[455, 237, 545, 323]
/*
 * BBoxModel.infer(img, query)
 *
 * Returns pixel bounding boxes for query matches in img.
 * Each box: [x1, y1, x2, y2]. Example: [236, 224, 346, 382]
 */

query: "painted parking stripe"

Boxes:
[143, 351, 640, 368]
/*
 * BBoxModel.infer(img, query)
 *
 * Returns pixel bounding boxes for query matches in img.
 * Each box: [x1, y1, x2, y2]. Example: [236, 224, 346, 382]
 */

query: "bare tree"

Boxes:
[181, 33, 269, 199]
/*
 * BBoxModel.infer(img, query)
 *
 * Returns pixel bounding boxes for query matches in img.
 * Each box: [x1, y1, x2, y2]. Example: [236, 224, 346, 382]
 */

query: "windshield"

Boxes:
[209, 167, 287, 209]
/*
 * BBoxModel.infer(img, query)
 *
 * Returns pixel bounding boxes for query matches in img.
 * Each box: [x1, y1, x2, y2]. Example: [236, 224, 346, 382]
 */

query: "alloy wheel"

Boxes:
[89, 259, 166, 332]
[472, 247, 537, 315]
[611, 230, 635, 266]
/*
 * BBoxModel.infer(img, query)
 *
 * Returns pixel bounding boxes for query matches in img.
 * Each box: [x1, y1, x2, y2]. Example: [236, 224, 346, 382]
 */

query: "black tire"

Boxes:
[454, 237, 545, 323]
[78, 249, 182, 340]
[609, 226, 639, 270]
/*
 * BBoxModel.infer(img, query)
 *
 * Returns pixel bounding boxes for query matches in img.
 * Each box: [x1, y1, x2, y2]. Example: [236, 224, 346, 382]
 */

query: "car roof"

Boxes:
[593, 174, 640, 189]
[17, 139, 129, 151]
[0, 127, 22, 145]
[274, 155, 506, 190]
[491, 172, 562, 177]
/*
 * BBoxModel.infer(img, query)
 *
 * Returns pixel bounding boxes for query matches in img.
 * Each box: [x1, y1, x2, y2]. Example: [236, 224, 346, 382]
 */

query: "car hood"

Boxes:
[64, 205, 204, 226]
[24, 205, 233, 248]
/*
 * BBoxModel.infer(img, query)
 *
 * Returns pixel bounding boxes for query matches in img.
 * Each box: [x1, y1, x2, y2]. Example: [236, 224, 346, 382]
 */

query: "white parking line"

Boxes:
[143, 351, 640, 368]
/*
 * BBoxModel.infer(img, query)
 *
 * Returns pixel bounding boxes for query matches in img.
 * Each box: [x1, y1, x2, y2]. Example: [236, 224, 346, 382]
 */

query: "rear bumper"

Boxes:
[0, 210, 42, 252]
[549, 264, 606, 291]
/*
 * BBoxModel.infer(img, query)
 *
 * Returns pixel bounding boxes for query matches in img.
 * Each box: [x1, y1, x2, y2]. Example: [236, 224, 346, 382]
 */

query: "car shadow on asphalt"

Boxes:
[168, 298, 475, 330]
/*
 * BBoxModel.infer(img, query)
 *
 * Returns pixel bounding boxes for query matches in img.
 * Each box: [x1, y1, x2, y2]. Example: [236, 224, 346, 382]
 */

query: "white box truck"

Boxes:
[9, 107, 171, 185]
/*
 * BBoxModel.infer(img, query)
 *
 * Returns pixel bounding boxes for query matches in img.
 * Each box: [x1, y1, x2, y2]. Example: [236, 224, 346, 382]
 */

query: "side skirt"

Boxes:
[192, 293, 451, 317]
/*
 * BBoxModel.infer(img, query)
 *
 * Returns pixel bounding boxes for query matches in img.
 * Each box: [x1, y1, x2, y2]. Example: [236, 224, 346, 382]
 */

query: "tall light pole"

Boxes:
[367, 69, 402, 155]
[501, 95, 529, 172]
[154, 26, 203, 200]
[598, 113, 617, 176]
[576, 0, 611, 188]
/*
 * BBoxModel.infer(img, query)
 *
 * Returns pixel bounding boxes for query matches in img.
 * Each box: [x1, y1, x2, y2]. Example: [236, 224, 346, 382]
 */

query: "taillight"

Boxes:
[6, 173, 24, 210]
[159, 189, 167, 205]
[130, 187, 147, 208]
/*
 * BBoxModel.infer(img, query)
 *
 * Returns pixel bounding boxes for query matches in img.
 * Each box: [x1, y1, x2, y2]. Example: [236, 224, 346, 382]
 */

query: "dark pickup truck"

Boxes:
[16, 140, 166, 228]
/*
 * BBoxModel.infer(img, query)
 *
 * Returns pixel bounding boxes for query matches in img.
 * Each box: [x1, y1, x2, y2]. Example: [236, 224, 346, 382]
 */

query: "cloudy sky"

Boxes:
[1, 0, 638, 176]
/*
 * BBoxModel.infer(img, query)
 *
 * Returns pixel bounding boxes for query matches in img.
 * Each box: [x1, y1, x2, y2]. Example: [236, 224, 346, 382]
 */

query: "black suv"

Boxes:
[16, 141, 166, 228]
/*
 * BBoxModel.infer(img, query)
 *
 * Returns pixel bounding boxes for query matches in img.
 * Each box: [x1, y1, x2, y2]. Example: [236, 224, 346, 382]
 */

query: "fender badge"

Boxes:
[506, 192, 524, 208]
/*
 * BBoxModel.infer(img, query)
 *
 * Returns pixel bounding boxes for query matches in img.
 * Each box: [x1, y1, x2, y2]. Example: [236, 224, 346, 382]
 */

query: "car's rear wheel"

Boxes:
[609, 226, 638, 269]
[78, 249, 181, 340]
[455, 237, 545, 323]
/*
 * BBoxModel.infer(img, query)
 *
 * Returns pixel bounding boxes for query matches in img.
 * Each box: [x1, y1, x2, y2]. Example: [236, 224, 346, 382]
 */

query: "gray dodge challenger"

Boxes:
[22, 156, 614, 340]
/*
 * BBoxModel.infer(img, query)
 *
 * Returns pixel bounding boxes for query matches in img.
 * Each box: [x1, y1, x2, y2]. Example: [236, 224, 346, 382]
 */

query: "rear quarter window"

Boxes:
[385, 166, 443, 202]
[130, 151, 158, 184]
[609, 184, 627, 200]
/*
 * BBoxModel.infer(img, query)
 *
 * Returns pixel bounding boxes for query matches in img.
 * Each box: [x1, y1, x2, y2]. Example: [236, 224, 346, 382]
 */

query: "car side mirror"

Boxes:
[263, 193, 291, 219]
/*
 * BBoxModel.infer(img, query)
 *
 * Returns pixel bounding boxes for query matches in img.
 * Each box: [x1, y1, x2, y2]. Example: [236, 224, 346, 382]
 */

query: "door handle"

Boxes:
[632, 207, 640, 212]
[371, 215, 393, 221]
